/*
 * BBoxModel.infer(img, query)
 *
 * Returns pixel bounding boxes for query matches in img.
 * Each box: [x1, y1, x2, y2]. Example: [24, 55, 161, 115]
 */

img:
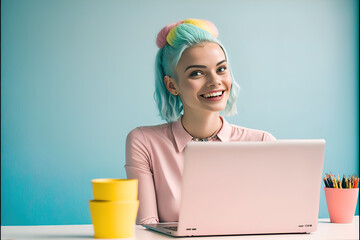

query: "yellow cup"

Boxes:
[89, 200, 139, 238]
[92, 179, 138, 201]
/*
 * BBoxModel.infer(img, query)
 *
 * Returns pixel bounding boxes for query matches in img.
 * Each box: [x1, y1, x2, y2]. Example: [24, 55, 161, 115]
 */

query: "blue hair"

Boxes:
[154, 24, 240, 122]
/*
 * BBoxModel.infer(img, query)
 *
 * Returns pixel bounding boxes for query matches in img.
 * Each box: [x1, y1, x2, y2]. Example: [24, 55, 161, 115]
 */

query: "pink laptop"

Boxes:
[142, 139, 326, 237]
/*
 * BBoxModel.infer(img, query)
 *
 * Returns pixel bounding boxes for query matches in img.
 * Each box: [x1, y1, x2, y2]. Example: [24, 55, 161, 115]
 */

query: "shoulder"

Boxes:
[126, 122, 173, 144]
[229, 123, 276, 141]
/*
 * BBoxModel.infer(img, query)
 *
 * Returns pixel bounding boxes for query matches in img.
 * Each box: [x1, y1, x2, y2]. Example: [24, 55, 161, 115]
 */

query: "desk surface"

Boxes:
[1, 217, 359, 240]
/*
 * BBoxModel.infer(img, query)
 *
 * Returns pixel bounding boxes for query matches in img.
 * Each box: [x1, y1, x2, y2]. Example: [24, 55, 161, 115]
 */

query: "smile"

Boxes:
[201, 91, 224, 99]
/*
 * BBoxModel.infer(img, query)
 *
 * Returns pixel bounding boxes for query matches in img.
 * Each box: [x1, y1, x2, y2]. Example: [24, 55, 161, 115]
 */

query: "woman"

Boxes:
[125, 19, 275, 225]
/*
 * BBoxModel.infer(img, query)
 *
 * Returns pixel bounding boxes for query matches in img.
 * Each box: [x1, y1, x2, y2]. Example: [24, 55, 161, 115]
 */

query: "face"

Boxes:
[166, 42, 232, 116]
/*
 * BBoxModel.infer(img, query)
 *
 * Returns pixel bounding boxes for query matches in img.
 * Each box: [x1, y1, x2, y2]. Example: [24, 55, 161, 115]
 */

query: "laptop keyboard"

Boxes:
[163, 226, 178, 231]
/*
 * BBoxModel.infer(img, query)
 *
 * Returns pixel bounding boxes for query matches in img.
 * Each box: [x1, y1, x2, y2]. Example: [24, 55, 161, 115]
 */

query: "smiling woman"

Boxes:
[125, 19, 276, 225]
[168, 42, 233, 138]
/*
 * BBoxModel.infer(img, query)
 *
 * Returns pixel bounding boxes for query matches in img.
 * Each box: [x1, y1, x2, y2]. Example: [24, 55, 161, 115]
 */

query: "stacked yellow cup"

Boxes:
[89, 179, 139, 238]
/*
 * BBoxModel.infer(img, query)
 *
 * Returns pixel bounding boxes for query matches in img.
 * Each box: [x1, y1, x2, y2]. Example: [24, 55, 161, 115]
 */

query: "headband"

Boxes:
[156, 19, 219, 48]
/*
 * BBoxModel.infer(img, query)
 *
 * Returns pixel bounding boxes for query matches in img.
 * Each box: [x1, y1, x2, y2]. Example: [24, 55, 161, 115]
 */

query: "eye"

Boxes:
[189, 70, 203, 77]
[217, 66, 227, 73]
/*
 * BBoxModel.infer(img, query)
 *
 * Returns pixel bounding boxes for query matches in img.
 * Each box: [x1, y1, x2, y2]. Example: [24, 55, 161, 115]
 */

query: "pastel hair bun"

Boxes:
[156, 19, 219, 48]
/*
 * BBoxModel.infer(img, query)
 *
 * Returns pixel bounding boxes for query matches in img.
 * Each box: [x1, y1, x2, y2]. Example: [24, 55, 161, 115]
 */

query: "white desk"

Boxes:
[1, 217, 359, 240]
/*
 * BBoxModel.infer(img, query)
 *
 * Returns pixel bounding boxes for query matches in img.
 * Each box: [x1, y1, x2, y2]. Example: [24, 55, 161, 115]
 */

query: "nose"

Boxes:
[206, 72, 221, 87]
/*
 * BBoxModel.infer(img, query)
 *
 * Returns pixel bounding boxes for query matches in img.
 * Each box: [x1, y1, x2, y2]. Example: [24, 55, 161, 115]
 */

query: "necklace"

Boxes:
[192, 132, 220, 142]
[181, 117, 223, 142]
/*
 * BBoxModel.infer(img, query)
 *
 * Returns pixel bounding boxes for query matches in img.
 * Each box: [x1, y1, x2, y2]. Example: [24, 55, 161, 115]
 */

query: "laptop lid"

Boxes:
[175, 139, 325, 236]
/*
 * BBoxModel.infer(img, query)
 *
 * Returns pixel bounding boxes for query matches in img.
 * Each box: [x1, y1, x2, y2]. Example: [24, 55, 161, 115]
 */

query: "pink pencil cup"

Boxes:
[324, 187, 359, 223]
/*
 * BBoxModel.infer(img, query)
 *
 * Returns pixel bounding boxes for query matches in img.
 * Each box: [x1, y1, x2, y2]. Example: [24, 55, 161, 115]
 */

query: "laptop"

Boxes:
[142, 139, 326, 237]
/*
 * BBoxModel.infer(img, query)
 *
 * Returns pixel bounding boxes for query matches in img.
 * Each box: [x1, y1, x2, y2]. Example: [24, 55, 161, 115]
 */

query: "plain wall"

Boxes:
[1, 0, 358, 225]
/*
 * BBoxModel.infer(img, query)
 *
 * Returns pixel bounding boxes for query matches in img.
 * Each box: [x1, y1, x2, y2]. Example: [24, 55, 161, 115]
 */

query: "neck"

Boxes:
[181, 111, 222, 139]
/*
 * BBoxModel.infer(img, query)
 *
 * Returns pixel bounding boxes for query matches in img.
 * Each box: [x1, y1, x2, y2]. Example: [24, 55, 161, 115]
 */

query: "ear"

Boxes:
[164, 75, 179, 96]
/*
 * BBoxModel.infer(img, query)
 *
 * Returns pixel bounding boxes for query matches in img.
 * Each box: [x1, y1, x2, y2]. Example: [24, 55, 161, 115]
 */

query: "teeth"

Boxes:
[203, 91, 223, 98]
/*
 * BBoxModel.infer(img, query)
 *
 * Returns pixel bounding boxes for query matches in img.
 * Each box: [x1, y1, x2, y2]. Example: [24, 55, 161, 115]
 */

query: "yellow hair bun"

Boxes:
[156, 19, 219, 48]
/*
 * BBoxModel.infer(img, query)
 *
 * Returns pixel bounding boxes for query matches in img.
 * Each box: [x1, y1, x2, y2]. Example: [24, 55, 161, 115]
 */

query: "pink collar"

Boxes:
[171, 116, 232, 152]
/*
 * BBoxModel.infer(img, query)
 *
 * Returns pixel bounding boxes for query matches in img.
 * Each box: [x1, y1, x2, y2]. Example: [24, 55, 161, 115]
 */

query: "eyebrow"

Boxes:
[184, 59, 227, 73]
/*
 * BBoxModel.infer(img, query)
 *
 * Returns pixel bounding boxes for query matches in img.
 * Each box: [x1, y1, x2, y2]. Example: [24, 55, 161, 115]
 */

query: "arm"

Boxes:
[125, 128, 159, 224]
[263, 132, 276, 141]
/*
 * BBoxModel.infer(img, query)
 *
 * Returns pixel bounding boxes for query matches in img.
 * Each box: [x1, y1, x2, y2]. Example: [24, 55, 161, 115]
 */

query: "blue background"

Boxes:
[1, 0, 358, 225]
